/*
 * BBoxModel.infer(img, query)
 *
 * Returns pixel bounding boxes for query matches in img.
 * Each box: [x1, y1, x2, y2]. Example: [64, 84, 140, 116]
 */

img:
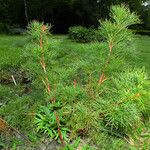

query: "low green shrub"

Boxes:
[68, 26, 99, 43]
[94, 68, 150, 135]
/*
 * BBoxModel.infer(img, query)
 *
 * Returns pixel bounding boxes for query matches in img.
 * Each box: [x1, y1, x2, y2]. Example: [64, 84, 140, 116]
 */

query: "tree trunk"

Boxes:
[23, 0, 28, 25]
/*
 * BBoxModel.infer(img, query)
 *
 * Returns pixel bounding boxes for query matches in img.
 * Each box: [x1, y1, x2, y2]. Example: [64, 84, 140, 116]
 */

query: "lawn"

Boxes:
[0, 34, 150, 149]
[1, 35, 149, 71]
[134, 36, 150, 73]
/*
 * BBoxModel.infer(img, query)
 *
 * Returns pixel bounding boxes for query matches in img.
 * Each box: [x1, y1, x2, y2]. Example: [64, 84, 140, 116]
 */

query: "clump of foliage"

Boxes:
[35, 103, 69, 142]
[68, 26, 98, 43]
[94, 69, 150, 134]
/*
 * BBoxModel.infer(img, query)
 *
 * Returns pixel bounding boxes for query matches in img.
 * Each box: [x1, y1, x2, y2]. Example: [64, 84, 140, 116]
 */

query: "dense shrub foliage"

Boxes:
[68, 26, 100, 43]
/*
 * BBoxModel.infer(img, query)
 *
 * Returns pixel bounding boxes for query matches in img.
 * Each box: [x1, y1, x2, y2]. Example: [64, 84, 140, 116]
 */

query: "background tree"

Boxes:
[0, 0, 149, 33]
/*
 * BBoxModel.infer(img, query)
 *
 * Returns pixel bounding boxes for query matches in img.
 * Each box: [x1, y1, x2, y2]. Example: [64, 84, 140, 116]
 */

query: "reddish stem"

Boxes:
[39, 26, 64, 146]
[98, 42, 113, 84]
[98, 72, 105, 84]
[74, 79, 77, 89]
[54, 111, 65, 146]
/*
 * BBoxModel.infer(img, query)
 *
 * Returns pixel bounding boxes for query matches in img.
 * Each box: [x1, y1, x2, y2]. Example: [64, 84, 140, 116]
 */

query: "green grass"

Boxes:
[134, 36, 150, 73]
[1, 35, 149, 72]
[0, 34, 150, 149]
[0, 35, 28, 69]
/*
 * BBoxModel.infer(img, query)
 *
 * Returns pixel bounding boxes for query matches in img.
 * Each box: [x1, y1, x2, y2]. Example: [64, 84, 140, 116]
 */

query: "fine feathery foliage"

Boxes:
[98, 5, 141, 84]
[94, 68, 150, 134]
[100, 5, 140, 46]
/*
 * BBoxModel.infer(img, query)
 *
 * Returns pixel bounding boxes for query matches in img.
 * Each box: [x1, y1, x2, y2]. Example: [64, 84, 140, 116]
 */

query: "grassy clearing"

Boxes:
[134, 36, 150, 73]
[0, 35, 28, 69]
[0, 34, 150, 149]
